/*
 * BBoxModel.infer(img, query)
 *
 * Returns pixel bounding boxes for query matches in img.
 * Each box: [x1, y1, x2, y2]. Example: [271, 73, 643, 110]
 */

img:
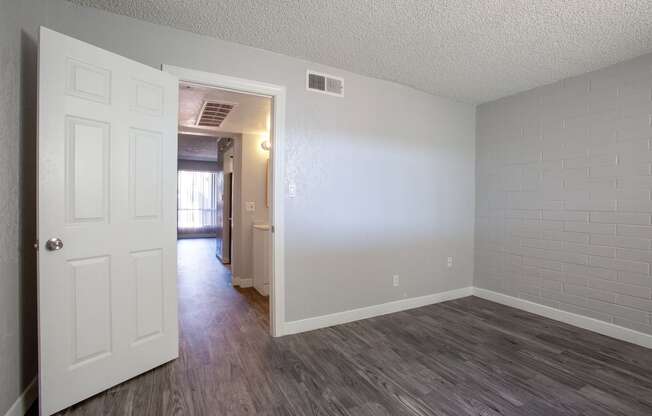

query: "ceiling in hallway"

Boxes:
[178, 134, 220, 162]
[178, 82, 271, 136]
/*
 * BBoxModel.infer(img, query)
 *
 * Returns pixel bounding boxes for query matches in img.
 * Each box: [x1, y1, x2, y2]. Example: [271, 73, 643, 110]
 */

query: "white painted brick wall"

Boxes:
[475, 53, 652, 335]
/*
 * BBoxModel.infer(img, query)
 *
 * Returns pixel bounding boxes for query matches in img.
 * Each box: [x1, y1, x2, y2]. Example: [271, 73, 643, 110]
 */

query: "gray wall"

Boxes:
[476, 53, 652, 335]
[234, 133, 271, 284]
[0, 0, 21, 412]
[0, 0, 38, 413]
[2, 0, 475, 409]
[16, 0, 475, 320]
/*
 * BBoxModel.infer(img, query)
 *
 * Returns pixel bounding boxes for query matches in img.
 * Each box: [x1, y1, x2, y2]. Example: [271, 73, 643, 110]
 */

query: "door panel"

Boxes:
[130, 128, 163, 220]
[69, 256, 112, 366]
[132, 249, 164, 343]
[38, 27, 179, 415]
[65, 57, 111, 103]
[66, 116, 110, 222]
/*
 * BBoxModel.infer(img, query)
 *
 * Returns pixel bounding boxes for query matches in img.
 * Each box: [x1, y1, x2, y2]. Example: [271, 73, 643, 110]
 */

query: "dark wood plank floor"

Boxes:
[32, 238, 652, 415]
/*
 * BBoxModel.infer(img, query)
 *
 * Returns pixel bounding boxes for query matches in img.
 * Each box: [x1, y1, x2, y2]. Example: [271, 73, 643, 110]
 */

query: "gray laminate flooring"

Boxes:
[31, 238, 652, 415]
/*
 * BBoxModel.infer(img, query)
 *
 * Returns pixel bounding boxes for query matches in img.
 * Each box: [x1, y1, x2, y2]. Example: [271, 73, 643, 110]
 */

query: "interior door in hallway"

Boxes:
[38, 27, 179, 415]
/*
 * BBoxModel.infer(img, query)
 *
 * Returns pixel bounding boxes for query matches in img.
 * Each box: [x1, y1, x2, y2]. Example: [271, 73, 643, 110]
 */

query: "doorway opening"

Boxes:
[173, 70, 283, 336]
[166, 64, 287, 337]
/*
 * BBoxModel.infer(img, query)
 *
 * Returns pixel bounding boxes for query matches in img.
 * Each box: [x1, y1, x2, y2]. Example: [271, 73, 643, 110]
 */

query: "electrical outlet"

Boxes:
[393, 275, 400, 287]
[447, 256, 453, 268]
[245, 201, 256, 212]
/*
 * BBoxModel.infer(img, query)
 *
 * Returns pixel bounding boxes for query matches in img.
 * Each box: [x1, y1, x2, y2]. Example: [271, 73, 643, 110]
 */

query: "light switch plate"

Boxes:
[288, 182, 297, 198]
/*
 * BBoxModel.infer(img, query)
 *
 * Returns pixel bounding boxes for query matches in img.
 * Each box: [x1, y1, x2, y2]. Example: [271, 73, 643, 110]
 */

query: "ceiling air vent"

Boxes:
[196, 101, 236, 127]
[307, 70, 343, 97]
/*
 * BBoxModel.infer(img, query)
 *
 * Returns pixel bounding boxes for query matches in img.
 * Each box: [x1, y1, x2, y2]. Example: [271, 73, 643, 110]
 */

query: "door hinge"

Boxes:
[271, 225, 275, 233]
[33, 240, 39, 250]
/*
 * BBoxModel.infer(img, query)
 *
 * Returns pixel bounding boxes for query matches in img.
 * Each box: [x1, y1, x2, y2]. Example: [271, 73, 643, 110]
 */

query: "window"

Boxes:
[177, 170, 219, 235]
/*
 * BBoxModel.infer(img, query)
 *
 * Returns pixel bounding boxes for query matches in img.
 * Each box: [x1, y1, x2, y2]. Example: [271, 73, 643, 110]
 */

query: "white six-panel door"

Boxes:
[38, 27, 179, 415]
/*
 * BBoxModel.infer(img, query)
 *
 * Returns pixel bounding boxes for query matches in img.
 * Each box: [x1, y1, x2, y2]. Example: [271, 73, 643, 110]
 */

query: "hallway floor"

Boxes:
[32, 239, 652, 415]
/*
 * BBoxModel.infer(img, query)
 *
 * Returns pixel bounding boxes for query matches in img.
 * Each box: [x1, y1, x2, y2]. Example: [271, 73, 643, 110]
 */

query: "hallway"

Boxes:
[177, 238, 269, 333]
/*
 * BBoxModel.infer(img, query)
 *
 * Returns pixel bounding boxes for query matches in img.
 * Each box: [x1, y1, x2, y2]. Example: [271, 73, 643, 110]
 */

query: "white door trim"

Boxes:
[162, 65, 286, 337]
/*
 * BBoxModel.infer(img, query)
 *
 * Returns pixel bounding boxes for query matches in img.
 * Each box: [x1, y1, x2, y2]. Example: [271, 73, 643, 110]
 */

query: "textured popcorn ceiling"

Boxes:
[69, 0, 652, 103]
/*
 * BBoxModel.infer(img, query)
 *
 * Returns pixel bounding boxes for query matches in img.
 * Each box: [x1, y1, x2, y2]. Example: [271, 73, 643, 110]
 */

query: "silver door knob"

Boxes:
[45, 238, 63, 251]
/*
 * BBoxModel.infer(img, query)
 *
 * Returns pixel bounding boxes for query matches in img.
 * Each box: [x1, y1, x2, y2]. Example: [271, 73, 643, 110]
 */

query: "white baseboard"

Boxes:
[283, 287, 473, 335]
[254, 283, 269, 297]
[281, 286, 652, 349]
[232, 276, 253, 288]
[4, 377, 37, 416]
[473, 288, 652, 349]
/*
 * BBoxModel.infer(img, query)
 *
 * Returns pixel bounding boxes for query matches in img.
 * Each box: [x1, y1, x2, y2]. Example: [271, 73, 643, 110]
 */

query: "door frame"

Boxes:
[163, 65, 286, 337]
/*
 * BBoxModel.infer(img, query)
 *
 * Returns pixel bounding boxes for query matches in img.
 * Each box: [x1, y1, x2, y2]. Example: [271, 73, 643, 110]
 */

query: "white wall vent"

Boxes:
[306, 70, 344, 97]
[196, 100, 237, 127]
